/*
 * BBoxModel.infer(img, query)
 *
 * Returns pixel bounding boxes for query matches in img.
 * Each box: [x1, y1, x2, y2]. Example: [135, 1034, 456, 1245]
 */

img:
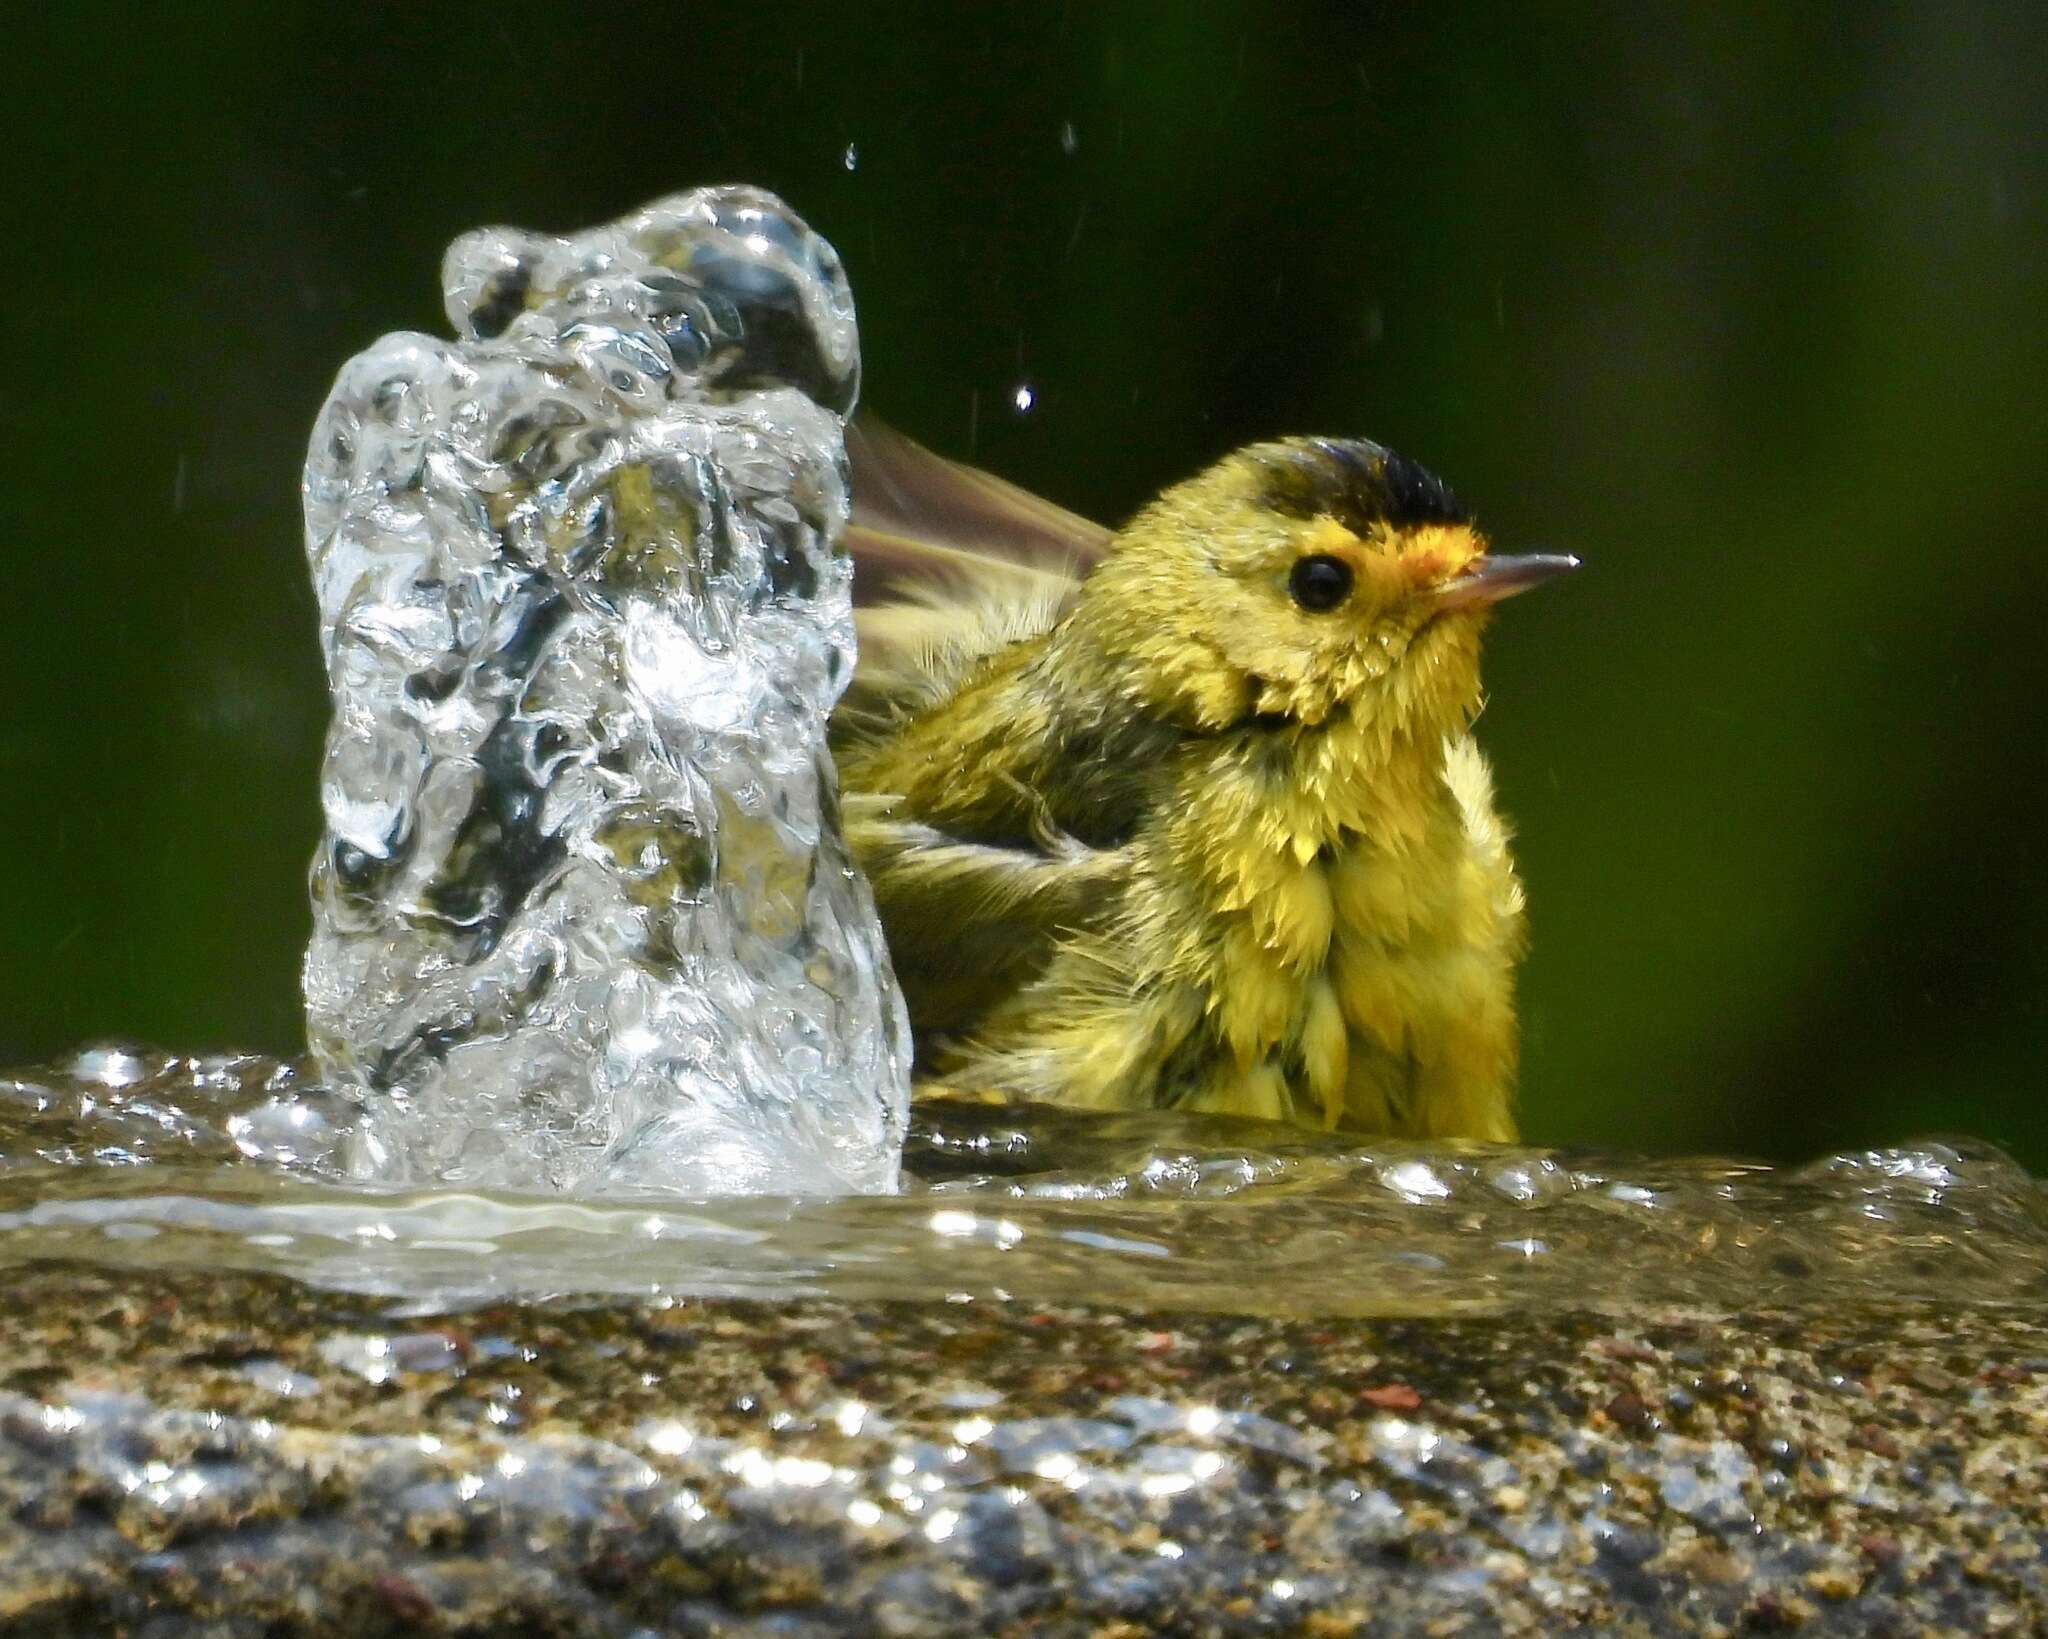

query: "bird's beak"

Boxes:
[1433, 552, 1581, 612]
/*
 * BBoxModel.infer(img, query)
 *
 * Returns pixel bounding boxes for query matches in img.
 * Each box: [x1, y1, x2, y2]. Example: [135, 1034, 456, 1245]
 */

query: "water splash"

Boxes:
[299, 188, 907, 1197]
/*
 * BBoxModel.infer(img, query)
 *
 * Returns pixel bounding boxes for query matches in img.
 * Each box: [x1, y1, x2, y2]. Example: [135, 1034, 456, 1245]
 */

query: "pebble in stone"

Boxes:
[2, 1266, 2047, 1636]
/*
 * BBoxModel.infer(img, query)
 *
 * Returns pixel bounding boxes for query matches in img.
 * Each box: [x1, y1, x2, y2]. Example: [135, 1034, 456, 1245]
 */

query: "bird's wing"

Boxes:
[839, 416, 1113, 729]
[841, 792, 1132, 1046]
[845, 415, 1112, 605]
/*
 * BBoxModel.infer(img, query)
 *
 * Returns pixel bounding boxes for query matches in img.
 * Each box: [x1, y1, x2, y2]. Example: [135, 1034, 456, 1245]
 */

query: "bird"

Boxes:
[830, 419, 1576, 1141]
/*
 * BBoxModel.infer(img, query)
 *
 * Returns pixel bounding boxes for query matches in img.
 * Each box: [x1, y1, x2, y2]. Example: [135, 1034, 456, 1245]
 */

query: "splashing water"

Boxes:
[299, 188, 907, 1197]
[2, 1046, 2043, 1318]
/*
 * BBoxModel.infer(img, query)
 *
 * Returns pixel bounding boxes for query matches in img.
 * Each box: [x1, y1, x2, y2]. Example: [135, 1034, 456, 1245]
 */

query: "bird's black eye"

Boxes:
[1288, 554, 1353, 612]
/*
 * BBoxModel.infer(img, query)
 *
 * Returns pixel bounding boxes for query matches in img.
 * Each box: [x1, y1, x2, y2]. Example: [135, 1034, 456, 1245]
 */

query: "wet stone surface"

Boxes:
[2, 1264, 2045, 1636]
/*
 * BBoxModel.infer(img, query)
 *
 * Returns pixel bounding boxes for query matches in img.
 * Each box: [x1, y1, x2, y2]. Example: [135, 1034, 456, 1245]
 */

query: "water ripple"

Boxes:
[2, 1045, 2043, 1316]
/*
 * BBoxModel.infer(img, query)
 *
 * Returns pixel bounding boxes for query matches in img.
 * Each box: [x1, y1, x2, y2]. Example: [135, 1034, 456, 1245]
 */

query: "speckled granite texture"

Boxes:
[1, 1264, 2042, 1635]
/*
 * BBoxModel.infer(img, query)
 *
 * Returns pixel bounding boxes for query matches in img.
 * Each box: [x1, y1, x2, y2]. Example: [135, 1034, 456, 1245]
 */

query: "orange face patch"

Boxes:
[1297, 517, 1484, 611]
[1394, 522, 1485, 592]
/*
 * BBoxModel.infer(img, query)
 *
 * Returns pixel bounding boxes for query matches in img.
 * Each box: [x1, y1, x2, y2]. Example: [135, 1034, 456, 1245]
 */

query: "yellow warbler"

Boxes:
[832, 421, 1575, 1140]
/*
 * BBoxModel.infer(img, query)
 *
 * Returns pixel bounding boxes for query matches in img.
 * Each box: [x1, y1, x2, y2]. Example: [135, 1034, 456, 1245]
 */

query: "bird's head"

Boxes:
[1066, 437, 1576, 739]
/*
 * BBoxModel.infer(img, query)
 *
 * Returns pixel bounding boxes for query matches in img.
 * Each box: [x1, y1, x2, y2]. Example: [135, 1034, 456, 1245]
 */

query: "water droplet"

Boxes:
[1012, 384, 1036, 413]
[842, 143, 858, 172]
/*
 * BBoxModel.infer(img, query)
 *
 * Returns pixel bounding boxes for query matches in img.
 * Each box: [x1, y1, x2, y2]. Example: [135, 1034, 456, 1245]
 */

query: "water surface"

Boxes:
[4, 1044, 2042, 1319]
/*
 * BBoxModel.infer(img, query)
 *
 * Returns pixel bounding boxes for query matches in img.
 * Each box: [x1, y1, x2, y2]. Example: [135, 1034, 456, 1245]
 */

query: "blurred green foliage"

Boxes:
[4, 1, 2043, 1165]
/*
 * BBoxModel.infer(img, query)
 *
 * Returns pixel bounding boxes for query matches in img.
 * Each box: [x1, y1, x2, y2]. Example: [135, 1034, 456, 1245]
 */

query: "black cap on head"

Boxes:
[1252, 438, 1469, 534]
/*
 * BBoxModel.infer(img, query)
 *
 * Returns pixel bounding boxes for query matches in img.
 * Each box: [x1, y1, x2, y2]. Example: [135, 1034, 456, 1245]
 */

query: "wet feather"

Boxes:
[831, 417, 1571, 1139]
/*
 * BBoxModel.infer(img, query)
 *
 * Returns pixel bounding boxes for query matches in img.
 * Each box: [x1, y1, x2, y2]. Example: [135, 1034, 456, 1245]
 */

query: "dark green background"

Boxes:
[6, 2, 2043, 1165]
